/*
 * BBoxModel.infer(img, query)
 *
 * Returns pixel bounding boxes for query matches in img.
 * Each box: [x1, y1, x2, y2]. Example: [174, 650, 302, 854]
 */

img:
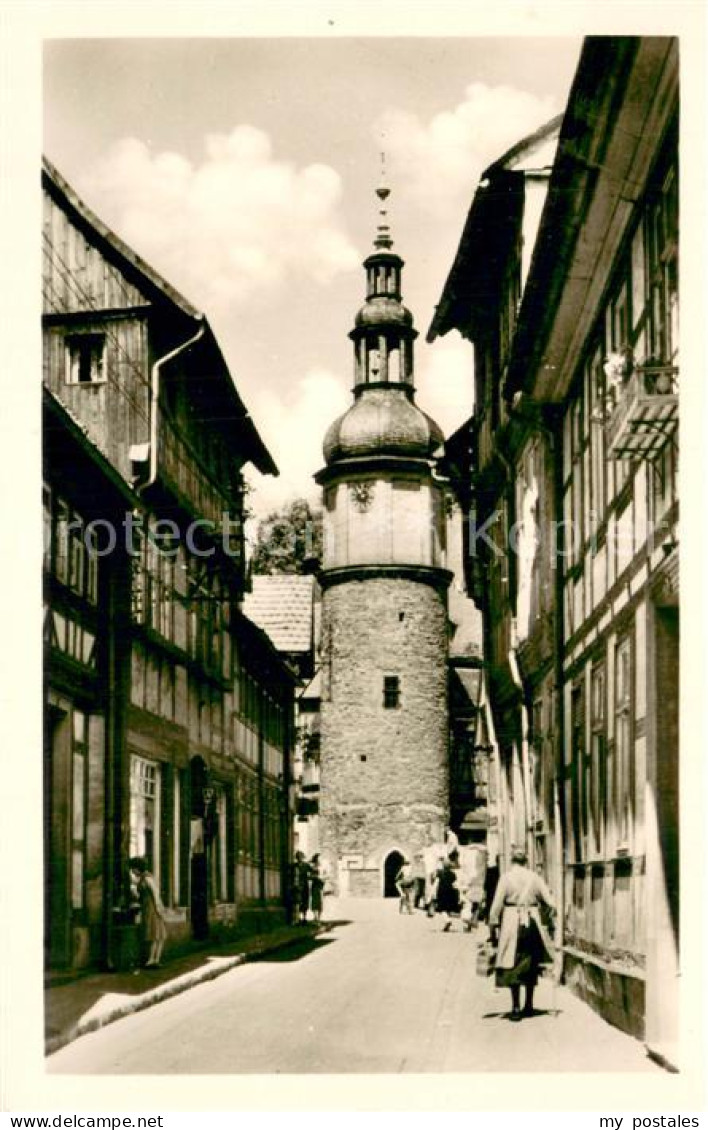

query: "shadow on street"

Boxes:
[481, 1008, 562, 1021]
[45, 922, 344, 1045]
[250, 936, 337, 963]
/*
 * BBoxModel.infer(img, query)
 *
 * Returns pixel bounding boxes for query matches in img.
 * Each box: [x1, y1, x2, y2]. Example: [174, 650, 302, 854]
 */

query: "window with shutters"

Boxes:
[614, 637, 634, 852]
[590, 663, 607, 857]
[570, 683, 585, 863]
[210, 785, 229, 903]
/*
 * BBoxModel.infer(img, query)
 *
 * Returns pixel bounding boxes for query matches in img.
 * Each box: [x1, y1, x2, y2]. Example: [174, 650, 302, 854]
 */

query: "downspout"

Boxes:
[508, 638, 534, 865]
[138, 319, 206, 495]
[494, 443, 533, 863]
[115, 321, 205, 943]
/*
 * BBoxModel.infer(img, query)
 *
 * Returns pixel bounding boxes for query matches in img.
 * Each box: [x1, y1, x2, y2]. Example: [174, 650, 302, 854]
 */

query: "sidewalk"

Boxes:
[45, 920, 330, 1056]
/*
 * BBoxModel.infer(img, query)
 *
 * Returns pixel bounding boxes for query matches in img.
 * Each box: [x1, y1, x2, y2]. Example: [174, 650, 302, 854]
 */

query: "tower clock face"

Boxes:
[349, 481, 374, 513]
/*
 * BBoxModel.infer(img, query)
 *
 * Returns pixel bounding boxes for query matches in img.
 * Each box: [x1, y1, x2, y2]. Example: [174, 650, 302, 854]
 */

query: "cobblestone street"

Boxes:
[48, 899, 661, 1075]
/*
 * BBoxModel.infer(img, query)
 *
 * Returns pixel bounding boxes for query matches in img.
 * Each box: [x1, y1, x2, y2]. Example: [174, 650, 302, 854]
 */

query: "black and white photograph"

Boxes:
[0, 0, 705, 1117]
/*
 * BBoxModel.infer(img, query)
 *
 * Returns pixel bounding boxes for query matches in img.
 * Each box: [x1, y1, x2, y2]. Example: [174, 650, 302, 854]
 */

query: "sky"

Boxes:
[43, 36, 583, 525]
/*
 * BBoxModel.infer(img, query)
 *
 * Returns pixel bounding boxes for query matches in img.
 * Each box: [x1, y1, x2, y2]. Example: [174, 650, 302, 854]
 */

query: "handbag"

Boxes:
[475, 941, 496, 977]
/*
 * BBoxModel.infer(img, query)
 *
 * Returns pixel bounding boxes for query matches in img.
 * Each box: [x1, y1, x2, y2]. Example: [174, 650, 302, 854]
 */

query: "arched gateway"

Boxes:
[383, 850, 405, 898]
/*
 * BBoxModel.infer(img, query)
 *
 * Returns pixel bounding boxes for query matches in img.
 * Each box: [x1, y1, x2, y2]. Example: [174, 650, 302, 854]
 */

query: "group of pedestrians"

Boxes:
[395, 833, 557, 1023]
[396, 829, 488, 931]
[292, 851, 327, 924]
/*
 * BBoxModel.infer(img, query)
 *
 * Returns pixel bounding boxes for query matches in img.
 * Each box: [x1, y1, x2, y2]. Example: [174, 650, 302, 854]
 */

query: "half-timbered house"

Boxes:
[428, 38, 679, 1064]
[43, 158, 295, 972]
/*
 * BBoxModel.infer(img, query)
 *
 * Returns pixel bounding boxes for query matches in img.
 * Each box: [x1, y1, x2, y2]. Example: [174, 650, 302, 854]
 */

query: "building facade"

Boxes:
[43, 159, 296, 972]
[429, 38, 679, 1063]
[315, 182, 452, 897]
[244, 574, 322, 859]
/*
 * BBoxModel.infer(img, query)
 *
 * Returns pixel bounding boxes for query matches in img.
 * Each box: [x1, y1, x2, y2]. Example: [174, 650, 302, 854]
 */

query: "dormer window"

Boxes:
[66, 333, 106, 385]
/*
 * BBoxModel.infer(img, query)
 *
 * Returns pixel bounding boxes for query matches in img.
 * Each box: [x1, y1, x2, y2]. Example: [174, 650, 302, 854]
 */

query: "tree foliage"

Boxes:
[250, 498, 323, 575]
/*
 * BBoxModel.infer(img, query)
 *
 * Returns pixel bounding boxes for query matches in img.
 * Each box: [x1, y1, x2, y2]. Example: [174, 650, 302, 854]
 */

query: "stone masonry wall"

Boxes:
[319, 575, 449, 894]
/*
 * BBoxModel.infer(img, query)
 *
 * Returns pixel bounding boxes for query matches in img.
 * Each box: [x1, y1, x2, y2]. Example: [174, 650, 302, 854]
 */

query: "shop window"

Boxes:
[130, 755, 161, 880]
[210, 786, 229, 903]
[66, 333, 106, 385]
[71, 709, 88, 911]
[173, 772, 181, 906]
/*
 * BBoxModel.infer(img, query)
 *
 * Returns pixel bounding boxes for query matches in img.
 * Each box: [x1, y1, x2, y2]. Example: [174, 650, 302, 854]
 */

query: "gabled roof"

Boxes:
[504, 37, 677, 403]
[42, 156, 278, 477]
[243, 575, 316, 655]
[483, 113, 563, 177]
[427, 115, 562, 344]
[43, 155, 202, 320]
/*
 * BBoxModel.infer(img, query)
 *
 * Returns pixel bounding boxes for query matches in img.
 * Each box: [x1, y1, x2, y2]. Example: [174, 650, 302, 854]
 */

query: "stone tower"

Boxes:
[315, 172, 452, 898]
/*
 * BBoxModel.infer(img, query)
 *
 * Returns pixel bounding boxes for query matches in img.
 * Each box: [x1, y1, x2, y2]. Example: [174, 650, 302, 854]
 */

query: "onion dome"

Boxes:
[354, 296, 414, 329]
[321, 157, 445, 469]
[323, 387, 444, 464]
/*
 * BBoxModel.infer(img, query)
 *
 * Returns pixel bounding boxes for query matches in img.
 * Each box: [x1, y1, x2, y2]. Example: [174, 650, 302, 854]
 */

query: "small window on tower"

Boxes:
[383, 675, 400, 709]
[66, 333, 106, 385]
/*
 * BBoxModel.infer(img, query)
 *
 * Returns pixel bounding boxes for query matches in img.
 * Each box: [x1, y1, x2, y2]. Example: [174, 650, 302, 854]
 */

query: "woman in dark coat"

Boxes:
[293, 851, 311, 923]
[488, 847, 555, 1020]
[435, 853, 462, 931]
[309, 853, 325, 923]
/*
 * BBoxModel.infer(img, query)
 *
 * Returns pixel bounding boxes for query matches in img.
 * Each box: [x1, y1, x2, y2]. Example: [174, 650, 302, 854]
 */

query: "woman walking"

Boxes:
[435, 852, 462, 931]
[488, 847, 555, 1021]
[293, 851, 311, 923]
[309, 853, 326, 923]
[130, 856, 168, 968]
[395, 857, 415, 914]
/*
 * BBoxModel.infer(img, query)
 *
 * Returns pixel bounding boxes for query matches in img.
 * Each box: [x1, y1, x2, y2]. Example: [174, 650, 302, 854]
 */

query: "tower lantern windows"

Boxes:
[388, 346, 401, 383]
[368, 345, 382, 382]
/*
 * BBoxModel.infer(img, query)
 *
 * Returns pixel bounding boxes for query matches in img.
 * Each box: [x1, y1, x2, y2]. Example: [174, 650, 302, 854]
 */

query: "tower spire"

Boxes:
[374, 151, 393, 250]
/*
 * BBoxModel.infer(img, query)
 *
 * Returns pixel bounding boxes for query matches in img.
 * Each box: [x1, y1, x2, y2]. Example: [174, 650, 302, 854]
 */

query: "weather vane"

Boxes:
[374, 149, 392, 248]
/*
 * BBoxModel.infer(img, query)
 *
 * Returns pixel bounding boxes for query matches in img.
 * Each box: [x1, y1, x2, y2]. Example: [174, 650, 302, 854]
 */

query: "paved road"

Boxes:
[48, 898, 660, 1074]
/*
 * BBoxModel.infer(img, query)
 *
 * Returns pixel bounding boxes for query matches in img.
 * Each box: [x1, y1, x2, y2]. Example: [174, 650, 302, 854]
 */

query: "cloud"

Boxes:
[377, 82, 558, 217]
[245, 339, 473, 524]
[245, 367, 350, 522]
[416, 334, 474, 437]
[80, 129, 359, 315]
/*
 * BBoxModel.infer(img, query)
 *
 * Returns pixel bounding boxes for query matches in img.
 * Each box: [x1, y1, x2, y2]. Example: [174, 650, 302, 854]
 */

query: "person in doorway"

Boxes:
[412, 852, 426, 909]
[435, 851, 462, 931]
[309, 853, 326, 923]
[395, 858, 415, 914]
[130, 856, 168, 968]
[292, 851, 311, 924]
[488, 847, 555, 1021]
